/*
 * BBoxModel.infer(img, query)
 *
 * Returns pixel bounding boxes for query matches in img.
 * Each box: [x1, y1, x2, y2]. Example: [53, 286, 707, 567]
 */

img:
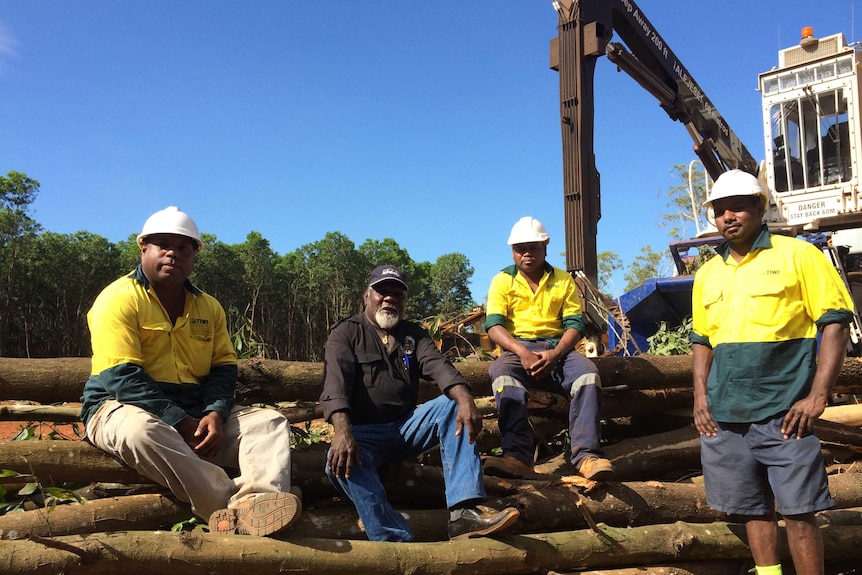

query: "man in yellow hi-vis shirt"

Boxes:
[483, 216, 612, 482]
[81, 206, 300, 537]
[691, 170, 853, 575]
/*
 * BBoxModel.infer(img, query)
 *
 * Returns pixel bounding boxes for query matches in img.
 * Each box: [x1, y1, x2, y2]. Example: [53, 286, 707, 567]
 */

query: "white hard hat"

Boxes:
[507, 216, 550, 246]
[136, 206, 203, 252]
[704, 169, 767, 209]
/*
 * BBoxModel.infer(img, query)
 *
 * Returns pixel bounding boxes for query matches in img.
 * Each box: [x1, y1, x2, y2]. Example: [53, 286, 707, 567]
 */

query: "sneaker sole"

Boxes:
[209, 492, 301, 537]
[450, 508, 520, 540]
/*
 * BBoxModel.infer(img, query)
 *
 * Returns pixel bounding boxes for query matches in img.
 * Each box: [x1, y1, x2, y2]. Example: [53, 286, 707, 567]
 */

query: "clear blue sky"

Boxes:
[2, 1, 860, 302]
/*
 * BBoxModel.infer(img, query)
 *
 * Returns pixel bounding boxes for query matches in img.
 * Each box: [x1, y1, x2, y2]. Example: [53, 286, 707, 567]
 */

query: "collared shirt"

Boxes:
[81, 265, 237, 427]
[691, 227, 854, 422]
[320, 313, 467, 425]
[484, 263, 585, 345]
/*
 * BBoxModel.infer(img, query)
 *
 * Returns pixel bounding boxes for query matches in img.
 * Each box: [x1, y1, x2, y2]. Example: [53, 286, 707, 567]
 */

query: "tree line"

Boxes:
[0, 171, 475, 361]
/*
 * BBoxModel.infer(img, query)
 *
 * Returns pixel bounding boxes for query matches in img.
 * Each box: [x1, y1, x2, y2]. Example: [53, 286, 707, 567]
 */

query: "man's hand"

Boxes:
[448, 384, 483, 443]
[693, 396, 717, 437]
[692, 343, 717, 437]
[176, 413, 224, 457]
[517, 348, 544, 379]
[327, 412, 360, 479]
[781, 395, 827, 439]
[526, 349, 560, 380]
[193, 411, 224, 457]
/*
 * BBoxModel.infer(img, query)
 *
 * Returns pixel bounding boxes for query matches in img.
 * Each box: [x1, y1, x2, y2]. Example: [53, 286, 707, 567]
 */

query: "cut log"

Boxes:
[0, 404, 82, 422]
[4, 441, 862, 537]
[604, 422, 862, 482]
[4, 356, 861, 405]
[821, 403, 862, 427]
[565, 562, 750, 575]
[0, 494, 190, 540]
[2, 520, 862, 575]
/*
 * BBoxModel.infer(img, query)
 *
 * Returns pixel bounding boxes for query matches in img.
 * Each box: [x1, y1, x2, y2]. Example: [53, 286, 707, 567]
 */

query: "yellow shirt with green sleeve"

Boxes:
[691, 227, 854, 423]
[80, 265, 238, 427]
[484, 263, 584, 346]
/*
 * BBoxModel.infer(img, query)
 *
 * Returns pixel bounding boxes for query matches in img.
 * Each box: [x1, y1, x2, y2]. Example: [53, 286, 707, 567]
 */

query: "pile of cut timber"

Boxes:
[1, 356, 861, 575]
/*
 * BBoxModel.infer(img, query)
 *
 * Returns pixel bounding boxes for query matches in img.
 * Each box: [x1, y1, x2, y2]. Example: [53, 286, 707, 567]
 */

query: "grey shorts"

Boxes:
[699, 415, 833, 516]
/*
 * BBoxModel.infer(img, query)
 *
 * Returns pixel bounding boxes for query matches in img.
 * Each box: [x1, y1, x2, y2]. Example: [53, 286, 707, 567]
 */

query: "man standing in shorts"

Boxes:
[691, 170, 853, 575]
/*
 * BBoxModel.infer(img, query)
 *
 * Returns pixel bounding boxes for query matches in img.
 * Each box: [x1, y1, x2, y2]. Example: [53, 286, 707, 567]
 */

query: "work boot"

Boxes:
[576, 457, 614, 481]
[447, 506, 520, 540]
[208, 491, 302, 537]
[483, 455, 533, 479]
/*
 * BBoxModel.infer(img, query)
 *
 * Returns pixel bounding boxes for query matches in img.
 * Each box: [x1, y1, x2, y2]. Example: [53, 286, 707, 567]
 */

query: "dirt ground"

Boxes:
[0, 401, 83, 441]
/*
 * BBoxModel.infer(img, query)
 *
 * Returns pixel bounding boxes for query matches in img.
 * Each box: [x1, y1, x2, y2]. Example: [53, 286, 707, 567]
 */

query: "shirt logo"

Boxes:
[190, 318, 209, 326]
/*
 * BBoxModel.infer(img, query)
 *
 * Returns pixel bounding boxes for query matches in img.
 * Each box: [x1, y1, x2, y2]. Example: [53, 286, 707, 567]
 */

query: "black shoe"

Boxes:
[447, 506, 519, 540]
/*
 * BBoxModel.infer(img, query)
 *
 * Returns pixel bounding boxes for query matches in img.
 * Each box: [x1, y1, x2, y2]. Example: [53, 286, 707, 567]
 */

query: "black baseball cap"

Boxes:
[368, 265, 408, 290]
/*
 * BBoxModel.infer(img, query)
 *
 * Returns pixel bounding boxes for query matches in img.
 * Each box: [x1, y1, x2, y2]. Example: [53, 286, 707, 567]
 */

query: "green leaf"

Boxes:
[18, 483, 38, 496]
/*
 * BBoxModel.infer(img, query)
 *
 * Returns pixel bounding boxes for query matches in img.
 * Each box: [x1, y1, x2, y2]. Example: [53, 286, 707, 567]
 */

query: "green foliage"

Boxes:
[230, 304, 274, 359]
[657, 163, 712, 239]
[1, 424, 86, 515]
[647, 317, 693, 355]
[290, 420, 324, 450]
[622, 245, 673, 293]
[171, 516, 204, 532]
[430, 253, 475, 317]
[597, 250, 623, 296]
[0, 171, 478, 361]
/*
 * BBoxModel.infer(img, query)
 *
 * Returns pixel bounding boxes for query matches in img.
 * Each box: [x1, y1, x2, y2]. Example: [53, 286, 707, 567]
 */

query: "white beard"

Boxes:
[375, 308, 401, 330]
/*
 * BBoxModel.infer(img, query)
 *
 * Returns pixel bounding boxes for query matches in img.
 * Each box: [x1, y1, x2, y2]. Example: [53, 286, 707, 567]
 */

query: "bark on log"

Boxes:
[4, 356, 861, 405]
[567, 562, 750, 575]
[4, 441, 862, 537]
[0, 404, 82, 422]
[604, 422, 862, 482]
[0, 494, 190, 540]
[3, 521, 862, 575]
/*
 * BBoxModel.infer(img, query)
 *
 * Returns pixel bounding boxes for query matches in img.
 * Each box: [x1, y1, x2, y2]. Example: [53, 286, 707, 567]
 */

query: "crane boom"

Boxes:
[551, 0, 758, 281]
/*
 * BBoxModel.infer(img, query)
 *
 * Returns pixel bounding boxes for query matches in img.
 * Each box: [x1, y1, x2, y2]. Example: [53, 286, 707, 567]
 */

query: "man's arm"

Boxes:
[327, 411, 359, 478]
[193, 300, 238, 456]
[781, 321, 850, 439]
[692, 342, 717, 437]
[321, 323, 360, 478]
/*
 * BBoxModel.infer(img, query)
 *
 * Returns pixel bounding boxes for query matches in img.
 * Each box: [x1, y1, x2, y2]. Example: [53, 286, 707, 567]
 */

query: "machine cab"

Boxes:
[760, 31, 862, 230]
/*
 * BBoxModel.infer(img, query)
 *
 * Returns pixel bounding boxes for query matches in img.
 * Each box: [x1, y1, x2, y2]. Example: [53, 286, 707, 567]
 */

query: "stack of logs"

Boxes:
[1, 355, 861, 575]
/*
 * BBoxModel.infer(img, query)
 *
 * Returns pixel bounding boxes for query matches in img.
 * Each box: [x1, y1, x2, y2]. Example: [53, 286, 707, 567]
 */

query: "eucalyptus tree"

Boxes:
[430, 252, 475, 317]
[0, 172, 42, 356]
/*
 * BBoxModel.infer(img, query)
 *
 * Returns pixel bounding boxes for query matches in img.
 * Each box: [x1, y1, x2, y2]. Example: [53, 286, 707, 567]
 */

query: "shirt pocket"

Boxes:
[700, 285, 725, 334]
[744, 275, 786, 327]
[140, 321, 173, 353]
[356, 351, 386, 387]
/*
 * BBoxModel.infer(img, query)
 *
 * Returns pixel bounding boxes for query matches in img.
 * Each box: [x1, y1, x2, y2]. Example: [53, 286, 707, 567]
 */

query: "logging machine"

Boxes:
[551, 0, 862, 354]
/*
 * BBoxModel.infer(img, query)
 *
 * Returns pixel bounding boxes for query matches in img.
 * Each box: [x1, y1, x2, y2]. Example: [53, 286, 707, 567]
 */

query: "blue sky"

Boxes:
[2, 1, 860, 301]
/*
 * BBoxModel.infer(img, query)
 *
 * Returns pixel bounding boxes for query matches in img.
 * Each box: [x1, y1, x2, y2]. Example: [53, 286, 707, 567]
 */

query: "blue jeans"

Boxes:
[324, 395, 486, 541]
[488, 340, 604, 468]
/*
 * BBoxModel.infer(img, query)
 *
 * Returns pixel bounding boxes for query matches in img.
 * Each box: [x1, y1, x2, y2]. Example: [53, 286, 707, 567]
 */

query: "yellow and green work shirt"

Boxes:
[485, 263, 584, 345]
[81, 265, 237, 427]
[691, 228, 854, 423]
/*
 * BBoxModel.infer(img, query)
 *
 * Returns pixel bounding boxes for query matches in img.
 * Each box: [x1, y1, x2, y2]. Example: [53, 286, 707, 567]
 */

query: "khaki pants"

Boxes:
[87, 400, 292, 519]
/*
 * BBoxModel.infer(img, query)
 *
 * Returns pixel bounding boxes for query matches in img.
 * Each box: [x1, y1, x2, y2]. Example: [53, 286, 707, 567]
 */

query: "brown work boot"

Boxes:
[576, 457, 614, 481]
[208, 491, 302, 537]
[483, 455, 533, 479]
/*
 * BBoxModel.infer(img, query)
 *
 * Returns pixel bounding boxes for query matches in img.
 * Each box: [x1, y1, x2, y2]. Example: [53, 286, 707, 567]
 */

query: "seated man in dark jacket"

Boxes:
[320, 265, 519, 542]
